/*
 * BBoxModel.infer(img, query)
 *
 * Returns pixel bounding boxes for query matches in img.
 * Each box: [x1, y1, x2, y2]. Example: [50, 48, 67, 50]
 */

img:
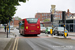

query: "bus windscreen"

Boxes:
[26, 18, 38, 23]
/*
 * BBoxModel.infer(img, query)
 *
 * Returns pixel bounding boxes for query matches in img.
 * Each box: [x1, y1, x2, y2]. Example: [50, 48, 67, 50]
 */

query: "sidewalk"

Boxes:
[0, 28, 16, 38]
[68, 32, 75, 37]
[0, 28, 15, 50]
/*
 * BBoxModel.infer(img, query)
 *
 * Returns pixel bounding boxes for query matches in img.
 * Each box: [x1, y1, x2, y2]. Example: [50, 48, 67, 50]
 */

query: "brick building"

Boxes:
[35, 11, 62, 21]
[66, 9, 75, 18]
[35, 9, 75, 27]
[10, 17, 20, 27]
[35, 13, 51, 21]
[35, 9, 75, 21]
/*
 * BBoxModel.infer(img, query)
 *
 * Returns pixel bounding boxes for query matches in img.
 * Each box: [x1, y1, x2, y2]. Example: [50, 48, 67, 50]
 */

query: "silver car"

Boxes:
[53, 27, 68, 36]
[40, 27, 46, 33]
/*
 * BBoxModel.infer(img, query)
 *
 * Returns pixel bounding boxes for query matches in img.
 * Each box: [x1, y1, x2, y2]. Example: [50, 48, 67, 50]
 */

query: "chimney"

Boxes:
[67, 9, 70, 16]
[67, 9, 70, 13]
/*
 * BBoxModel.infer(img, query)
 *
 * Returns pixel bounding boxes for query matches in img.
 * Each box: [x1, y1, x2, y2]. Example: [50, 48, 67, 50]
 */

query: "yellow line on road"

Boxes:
[15, 37, 19, 50]
[12, 38, 17, 50]
[12, 37, 19, 50]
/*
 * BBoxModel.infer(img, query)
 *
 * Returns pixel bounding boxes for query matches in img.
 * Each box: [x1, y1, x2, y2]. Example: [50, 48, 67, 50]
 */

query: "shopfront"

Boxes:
[59, 19, 75, 32]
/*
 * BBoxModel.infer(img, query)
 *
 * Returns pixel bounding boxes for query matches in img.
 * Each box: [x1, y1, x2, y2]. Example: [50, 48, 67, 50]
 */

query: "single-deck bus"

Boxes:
[19, 18, 40, 36]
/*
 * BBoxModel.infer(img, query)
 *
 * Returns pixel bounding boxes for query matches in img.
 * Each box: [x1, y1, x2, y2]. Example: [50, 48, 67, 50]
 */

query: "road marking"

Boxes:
[12, 37, 17, 50]
[12, 37, 19, 50]
[15, 38, 19, 50]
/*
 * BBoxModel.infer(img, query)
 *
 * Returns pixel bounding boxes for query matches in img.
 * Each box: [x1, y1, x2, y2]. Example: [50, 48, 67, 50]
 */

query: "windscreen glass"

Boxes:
[26, 18, 38, 23]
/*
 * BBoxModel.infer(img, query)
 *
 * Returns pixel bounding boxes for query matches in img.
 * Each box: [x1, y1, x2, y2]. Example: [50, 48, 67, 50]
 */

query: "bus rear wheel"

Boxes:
[20, 33, 22, 35]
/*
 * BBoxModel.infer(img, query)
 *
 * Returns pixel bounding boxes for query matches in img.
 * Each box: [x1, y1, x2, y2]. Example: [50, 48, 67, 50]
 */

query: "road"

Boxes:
[11, 28, 75, 50]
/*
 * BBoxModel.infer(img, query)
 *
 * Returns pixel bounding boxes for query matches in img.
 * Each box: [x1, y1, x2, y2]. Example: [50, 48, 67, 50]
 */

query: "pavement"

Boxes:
[0, 28, 16, 50]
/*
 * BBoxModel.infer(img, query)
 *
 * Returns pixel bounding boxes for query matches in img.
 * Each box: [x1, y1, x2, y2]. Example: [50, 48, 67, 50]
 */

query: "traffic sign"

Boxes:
[51, 5, 56, 14]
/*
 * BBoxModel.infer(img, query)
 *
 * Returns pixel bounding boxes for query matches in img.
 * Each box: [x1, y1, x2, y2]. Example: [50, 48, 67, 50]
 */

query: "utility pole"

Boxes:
[7, 23, 9, 38]
[50, 5, 56, 35]
[62, 11, 67, 38]
[9, 21, 10, 33]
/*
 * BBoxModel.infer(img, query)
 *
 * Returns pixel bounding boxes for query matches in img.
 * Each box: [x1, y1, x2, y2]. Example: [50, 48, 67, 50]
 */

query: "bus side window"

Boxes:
[20, 21, 24, 29]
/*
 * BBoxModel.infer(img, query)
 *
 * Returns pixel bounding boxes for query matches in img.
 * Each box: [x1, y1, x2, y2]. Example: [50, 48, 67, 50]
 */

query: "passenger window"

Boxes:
[20, 21, 24, 29]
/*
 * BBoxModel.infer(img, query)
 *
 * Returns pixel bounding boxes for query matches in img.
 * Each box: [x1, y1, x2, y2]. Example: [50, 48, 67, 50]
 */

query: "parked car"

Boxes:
[45, 27, 52, 34]
[10, 26, 14, 30]
[53, 27, 68, 36]
[16, 26, 19, 30]
[40, 27, 46, 33]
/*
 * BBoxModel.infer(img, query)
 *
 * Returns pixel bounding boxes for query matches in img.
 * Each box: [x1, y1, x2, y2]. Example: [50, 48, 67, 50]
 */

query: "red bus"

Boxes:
[19, 18, 40, 36]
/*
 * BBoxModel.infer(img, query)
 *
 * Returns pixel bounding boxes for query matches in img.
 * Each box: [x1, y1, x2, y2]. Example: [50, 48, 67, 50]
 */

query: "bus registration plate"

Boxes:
[31, 30, 34, 32]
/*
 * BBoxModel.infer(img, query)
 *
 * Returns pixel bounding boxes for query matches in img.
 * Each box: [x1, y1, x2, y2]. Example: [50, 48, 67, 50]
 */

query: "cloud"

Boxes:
[14, 0, 75, 19]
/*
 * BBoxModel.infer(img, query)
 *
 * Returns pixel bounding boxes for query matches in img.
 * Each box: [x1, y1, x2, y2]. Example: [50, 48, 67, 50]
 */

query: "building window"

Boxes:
[57, 14, 58, 15]
[59, 13, 60, 15]
[47, 14, 49, 16]
[44, 17, 45, 19]
[46, 17, 47, 19]
[38, 15, 40, 18]
[44, 14, 45, 16]
[46, 14, 47, 16]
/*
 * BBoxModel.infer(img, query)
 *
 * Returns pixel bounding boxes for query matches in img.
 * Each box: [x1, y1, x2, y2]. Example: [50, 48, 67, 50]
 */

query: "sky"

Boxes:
[14, 0, 75, 19]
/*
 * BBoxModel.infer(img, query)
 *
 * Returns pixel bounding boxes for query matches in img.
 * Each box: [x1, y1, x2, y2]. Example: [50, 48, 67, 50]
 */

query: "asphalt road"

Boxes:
[11, 28, 75, 50]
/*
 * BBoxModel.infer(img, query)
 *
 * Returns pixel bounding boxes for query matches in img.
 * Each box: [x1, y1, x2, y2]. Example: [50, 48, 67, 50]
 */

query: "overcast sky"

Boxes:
[14, 0, 75, 19]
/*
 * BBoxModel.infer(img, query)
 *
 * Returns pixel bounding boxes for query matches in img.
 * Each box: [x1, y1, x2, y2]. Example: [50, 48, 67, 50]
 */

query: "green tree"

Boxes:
[14, 16, 22, 20]
[0, 0, 27, 24]
[43, 19, 50, 22]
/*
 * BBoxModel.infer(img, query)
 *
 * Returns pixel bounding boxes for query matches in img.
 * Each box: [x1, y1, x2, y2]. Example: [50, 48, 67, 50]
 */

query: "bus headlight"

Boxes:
[26, 26, 28, 29]
[37, 26, 39, 28]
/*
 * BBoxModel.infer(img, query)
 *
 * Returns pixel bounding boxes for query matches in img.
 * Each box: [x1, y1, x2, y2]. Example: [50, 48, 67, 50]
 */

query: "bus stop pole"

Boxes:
[7, 23, 8, 38]
[9, 21, 10, 33]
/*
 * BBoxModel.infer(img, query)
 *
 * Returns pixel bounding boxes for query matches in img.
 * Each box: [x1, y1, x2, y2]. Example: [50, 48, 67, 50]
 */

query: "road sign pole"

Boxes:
[62, 11, 67, 38]
[9, 21, 10, 33]
[7, 23, 8, 38]
[50, 5, 56, 35]
[51, 14, 54, 35]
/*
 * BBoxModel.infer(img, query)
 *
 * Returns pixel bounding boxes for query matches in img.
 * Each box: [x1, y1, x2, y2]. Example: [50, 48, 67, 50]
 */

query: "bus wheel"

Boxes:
[20, 31, 22, 35]
[20, 33, 22, 35]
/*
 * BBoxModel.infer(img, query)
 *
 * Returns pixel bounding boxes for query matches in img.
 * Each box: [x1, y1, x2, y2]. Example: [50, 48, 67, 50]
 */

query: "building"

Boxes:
[35, 11, 62, 27]
[59, 9, 75, 32]
[35, 11, 62, 21]
[66, 9, 75, 19]
[10, 17, 21, 27]
[35, 13, 51, 21]
[59, 18, 75, 32]
[35, 9, 75, 32]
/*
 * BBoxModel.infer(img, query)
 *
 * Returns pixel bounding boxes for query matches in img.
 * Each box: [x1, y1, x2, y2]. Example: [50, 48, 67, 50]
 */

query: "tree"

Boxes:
[14, 16, 22, 20]
[0, 0, 28, 24]
[43, 19, 50, 22]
